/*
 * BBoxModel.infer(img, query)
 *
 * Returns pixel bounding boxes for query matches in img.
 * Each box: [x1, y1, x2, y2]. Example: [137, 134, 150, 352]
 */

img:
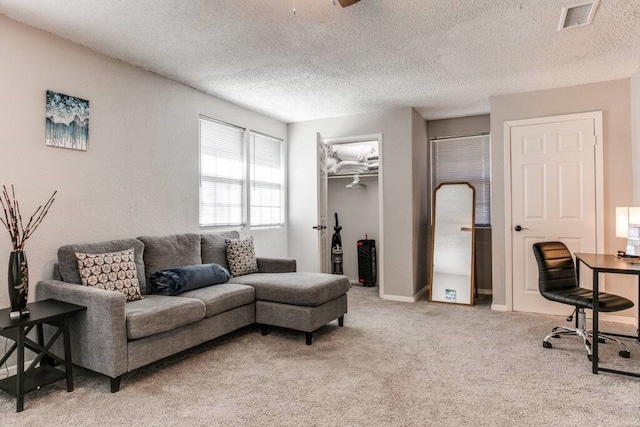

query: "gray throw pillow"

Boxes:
[225, 236, 259, 277]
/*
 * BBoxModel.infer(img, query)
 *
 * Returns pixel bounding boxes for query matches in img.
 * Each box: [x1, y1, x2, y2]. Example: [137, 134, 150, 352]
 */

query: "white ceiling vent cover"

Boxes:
[558, 1, 600, 30]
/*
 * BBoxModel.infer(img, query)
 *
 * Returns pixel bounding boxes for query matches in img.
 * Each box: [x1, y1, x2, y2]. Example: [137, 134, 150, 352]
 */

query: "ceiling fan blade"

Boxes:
[337, 0, 361, 7]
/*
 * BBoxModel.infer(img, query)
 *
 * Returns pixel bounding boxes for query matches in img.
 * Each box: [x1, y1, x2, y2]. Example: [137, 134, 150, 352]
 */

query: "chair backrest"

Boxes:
[532, 241, 578, 293]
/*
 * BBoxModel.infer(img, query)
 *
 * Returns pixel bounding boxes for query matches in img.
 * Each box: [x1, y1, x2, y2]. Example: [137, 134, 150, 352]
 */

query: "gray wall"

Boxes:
[327, 176, 379, 283]
[288, 108, 426, 300]
[632, 68, 640, 205]
[426, 115, 492, 294]
[412, 110, 430, 297]
[0, 15, 289, 308]
[490, 79, 634, 314]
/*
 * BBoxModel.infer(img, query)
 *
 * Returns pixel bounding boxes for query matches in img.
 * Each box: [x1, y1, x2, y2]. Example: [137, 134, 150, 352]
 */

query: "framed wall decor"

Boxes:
[45, 90, 89, 151]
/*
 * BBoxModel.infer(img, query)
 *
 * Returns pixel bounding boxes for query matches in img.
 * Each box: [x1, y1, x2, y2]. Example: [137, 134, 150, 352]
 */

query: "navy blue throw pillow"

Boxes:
[149, 263, 230, 296]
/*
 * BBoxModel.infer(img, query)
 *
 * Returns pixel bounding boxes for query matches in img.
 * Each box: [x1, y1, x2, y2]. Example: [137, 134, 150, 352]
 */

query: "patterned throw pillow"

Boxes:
[225, 236, 259, 277]
[75, 248, 143, 302]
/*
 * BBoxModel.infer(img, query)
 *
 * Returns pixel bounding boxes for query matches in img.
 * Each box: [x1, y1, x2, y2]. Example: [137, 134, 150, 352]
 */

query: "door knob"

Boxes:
[514, 225, 528, 232]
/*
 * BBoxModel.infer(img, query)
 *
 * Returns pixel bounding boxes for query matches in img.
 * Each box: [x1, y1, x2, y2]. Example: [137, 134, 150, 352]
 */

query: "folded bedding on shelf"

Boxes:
[334, 160, 370, 174]
[327, 156, 338, 173]
[331, 144, 375, 162]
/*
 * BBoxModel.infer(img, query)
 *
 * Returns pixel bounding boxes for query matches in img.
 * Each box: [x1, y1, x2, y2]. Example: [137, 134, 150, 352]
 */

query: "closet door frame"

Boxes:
[322, 134, 384, 297]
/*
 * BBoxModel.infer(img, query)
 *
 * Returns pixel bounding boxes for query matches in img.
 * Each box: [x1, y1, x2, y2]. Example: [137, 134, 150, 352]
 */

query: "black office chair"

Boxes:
[532, 241, 634, 361]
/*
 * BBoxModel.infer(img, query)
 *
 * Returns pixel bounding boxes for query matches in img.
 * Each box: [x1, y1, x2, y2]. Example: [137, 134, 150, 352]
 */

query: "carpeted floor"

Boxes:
[2, 285, 640, 426]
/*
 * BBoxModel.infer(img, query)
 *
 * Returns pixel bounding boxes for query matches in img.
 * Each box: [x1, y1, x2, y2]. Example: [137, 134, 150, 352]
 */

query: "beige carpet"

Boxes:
[2, 285, 640, 426]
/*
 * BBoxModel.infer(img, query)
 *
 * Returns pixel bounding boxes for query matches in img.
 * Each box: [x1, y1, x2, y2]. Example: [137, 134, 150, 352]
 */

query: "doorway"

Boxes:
[504, 111, 604, 314]
[317, 133, 384, 295]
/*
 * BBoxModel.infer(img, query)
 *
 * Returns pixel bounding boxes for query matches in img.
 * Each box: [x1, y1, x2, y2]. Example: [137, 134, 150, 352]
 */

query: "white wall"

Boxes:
[0, 16, 288, 308]
[632, 68, 640, 205]
[412, 110, 429, 297]
[288, 108, 420, 300]
[490, 79, 634, 317]
[327, 176, 379, 283]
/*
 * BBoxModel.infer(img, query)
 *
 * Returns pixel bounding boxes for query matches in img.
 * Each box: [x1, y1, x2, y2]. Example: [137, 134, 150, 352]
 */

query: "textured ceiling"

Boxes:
[1, 0, 639, 123]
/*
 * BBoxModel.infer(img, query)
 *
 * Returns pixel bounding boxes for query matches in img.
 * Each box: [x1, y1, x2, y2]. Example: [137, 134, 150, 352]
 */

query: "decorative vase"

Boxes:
[8, 250, 28, 314]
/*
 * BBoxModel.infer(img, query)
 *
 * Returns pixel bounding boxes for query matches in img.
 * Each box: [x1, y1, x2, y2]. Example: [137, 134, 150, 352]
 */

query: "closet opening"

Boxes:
[322, 134, 383, 295]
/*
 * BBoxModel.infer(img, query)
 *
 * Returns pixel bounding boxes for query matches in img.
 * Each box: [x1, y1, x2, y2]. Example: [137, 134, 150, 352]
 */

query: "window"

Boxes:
[250, 132, 284, 227]
[199, 116, 284, 228]
[431, 134, 491, 226]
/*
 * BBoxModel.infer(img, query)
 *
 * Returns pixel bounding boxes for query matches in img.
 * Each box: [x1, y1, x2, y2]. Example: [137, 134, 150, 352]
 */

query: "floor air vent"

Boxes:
[558, 1, 600, 30]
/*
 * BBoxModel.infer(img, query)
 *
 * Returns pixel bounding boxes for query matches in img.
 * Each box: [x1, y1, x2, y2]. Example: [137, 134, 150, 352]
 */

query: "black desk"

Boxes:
[574, 253, 640, 378]
[0, 299, 86, 412]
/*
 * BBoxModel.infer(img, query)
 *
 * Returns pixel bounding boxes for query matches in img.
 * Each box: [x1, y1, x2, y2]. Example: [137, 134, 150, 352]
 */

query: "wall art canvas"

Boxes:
[45, 90, 89, 151]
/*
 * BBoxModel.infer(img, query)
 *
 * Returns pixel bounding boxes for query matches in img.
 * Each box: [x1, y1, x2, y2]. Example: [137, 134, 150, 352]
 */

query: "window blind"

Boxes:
[431, 134, 491, 225]
[199, 117, 246, 227]
[250, 132, 284, 227]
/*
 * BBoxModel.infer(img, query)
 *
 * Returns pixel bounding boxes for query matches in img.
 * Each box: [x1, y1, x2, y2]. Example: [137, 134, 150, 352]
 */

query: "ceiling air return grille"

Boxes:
[558, 1, 600, 30]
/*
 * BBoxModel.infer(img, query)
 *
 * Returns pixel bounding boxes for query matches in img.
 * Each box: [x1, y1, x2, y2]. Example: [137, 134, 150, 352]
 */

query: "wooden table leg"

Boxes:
[63, 319, 74, 392]
[16, 327, 25, 412]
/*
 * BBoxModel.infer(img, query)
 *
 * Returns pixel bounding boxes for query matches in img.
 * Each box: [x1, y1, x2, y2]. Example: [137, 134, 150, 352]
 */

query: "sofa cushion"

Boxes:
[137, 233, 202, 282]
[149, 263, 230, 296]
[229, 272, 350, 307]
[124, 295, 206, 340]
[180, 283, 255, 317]
[225, 236, 259, 277]
[58, 238, 147, 293]
[201, 231, 239, 271]
[76, 248, 143, 302]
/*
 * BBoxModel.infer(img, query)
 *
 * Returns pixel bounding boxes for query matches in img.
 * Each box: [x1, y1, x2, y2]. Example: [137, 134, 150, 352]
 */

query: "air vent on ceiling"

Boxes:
[558, 1, 600, 30]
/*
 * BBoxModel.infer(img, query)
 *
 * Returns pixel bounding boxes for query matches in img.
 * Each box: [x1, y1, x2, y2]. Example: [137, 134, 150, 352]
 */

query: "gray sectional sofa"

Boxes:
[35, 231, 349, 392]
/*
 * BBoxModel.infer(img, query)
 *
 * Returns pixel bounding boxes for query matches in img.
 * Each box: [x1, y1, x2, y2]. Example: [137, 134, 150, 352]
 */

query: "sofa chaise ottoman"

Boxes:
[231, 272, 349, 344]
[35, 231, 349, 391]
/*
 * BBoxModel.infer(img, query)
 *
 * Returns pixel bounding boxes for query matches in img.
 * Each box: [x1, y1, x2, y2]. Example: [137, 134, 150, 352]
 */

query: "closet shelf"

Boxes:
[328, 172, 378, 179]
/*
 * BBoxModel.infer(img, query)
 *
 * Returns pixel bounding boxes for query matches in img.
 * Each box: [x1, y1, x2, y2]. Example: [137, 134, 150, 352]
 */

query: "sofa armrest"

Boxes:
[256, 257, 297, 273]
[35, 280, 128, 379]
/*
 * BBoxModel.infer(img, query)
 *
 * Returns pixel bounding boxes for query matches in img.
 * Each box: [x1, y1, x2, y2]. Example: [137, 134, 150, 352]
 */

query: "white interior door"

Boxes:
[510, 115, 600, 314]
[316, 133, 329, 273]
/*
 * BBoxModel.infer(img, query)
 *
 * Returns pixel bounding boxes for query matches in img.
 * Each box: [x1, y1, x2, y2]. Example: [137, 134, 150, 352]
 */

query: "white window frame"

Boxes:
[199, 115, 285, 229]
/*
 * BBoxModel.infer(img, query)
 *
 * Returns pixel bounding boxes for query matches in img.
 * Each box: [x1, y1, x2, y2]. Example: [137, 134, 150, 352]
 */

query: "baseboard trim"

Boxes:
[381, 294, 415, 303]
[491, 304, 508, 312]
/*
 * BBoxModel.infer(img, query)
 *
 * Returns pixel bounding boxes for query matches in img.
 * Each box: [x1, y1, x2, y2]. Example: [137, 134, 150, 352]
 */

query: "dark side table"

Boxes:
[0, 299, 86, 412]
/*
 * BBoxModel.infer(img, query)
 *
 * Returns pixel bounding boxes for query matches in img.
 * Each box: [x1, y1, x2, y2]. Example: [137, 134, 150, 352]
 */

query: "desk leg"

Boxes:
[576, 260, 581, 329]
[637, 276, 640, 343]
[63, 319, 74, 392]
[592, 270, 599, 375]
[16, 327, 25, 412]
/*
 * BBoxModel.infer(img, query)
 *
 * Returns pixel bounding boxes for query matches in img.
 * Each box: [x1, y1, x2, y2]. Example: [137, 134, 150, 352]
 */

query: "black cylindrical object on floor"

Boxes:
[357, 236, 376, 287]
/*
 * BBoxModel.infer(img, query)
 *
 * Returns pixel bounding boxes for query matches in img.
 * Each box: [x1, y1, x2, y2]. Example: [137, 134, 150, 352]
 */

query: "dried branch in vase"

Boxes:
[0, 184, 57, 251]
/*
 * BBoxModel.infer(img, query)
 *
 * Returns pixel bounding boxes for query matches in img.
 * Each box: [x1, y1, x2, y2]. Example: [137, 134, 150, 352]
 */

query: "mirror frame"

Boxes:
[429, 182, 476, 305]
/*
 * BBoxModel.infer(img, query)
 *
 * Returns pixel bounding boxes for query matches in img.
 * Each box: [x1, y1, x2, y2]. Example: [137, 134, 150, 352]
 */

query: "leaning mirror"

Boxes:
[430, 182, 475, 305]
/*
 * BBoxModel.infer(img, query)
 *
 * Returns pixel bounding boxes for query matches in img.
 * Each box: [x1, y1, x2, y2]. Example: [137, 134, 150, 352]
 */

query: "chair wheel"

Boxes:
[588, 355, 599, 362]
[543, 341, 552, 349]
[598, 337, 606, 344]
[619, 350, 631, 358]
